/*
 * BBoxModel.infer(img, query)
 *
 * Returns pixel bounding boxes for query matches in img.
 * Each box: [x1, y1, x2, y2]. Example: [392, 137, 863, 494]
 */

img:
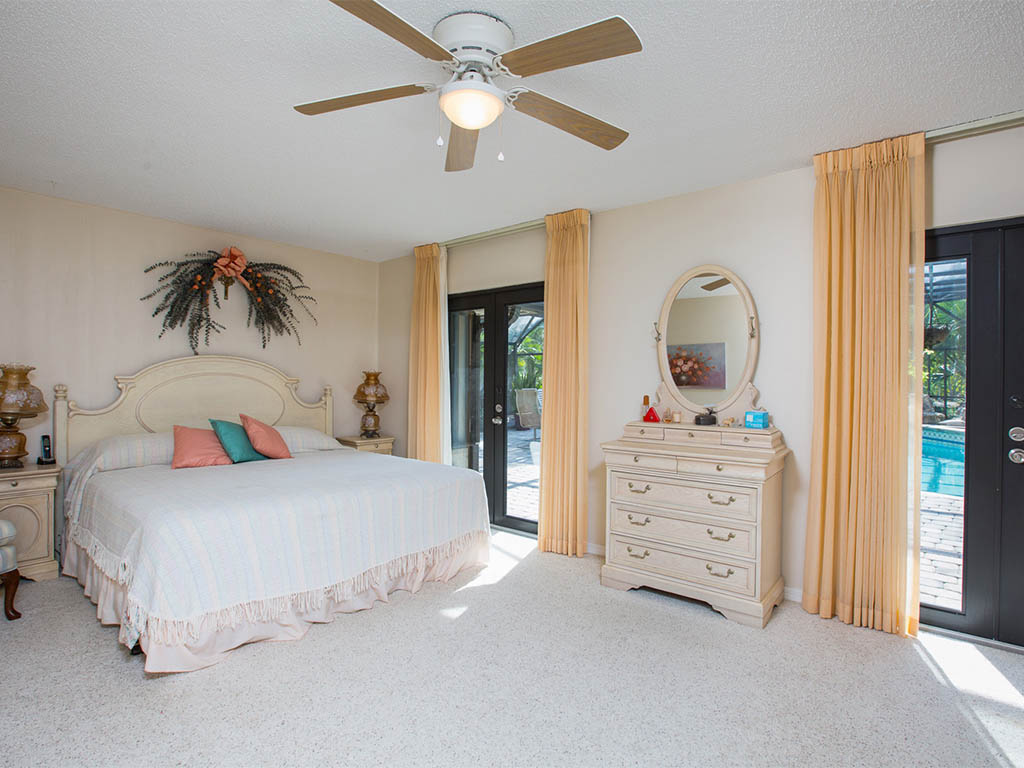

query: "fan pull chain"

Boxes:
[436, 102, 444, 147]
[497, 113, 505, 162]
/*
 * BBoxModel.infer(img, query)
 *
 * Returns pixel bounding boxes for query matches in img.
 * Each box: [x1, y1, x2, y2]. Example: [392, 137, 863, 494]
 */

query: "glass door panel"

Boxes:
[504, 300, 544, 528]
[450, 307, 486, 475]
[920, 258, 967, 612]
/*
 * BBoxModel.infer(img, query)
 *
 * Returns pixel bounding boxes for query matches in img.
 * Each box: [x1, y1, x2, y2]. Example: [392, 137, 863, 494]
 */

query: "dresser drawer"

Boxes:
[721, 431, 775, 449]
[605, 452, 676, 473]
[623, 424, 663, 440]
[609, 504, 756, 559]
[664, 428, 721, 446]
[675, 457, 767, 481]
[609, 473, 755, 520]
[608, 535, 755, 596]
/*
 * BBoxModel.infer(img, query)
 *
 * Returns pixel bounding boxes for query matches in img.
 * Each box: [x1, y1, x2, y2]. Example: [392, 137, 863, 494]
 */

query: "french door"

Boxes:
[448, 283, 543, 534]
[920, 216, 1024, 645]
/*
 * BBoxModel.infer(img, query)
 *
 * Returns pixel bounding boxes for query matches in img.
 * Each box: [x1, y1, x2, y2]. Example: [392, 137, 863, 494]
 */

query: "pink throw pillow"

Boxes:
[240, 414, 292, 459]
[171, 425, 233, 469]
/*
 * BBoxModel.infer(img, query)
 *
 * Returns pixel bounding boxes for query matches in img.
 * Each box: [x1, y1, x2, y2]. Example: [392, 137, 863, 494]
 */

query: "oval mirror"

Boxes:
[657, 265, 759, 417]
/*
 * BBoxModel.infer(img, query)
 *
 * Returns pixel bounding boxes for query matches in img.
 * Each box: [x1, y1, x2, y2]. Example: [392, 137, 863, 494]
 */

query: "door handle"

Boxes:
[491, 416, 503, 425]
[1010, 449, 1024, 464]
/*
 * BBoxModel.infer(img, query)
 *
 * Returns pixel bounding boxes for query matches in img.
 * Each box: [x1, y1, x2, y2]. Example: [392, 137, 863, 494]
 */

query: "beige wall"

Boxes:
[447, 227, 545, 294]
[928, 125, 1024, 229]
[0, 186, 380, 457]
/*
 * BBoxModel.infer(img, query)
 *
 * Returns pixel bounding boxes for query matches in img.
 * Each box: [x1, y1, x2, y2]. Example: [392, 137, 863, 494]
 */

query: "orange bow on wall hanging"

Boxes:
[212, 246, 252, 298]
[141, 247, 317, 354]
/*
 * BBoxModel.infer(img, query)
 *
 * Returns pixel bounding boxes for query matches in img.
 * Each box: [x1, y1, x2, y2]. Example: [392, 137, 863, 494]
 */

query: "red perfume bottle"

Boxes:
[641, 395, 660, 422]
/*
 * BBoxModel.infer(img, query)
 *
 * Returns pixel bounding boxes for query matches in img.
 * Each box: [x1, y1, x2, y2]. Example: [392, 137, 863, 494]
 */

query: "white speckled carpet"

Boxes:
[5, 531, 1023, 767]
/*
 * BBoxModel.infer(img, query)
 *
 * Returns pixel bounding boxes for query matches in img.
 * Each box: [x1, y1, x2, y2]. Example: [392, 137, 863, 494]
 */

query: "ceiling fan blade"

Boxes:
[701, 278, 731, 291]
[510, 90, 628, 150]
[496, 17, 641, 77]
[294, 84, 431, 115]
[445, 124, 479, 172]
[329, 0, 454, 62]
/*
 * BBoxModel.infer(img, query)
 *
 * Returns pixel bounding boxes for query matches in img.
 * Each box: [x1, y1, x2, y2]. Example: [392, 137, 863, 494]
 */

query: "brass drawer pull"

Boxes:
[706, 528, 736, 542]
[715, 464, 724, 472]
[633, 456, 640, 463]
[626, 546, 651, 560]
[627, 514, 652, 526]
[707, 493, 736, 506]
[639, 428, 645, 435]
[705, 564, 735, 579]
[9, 480, 18, 487]
[743, 436, 750, 443]
[688, 431, 695, 438]
[627, 482, 652, 494]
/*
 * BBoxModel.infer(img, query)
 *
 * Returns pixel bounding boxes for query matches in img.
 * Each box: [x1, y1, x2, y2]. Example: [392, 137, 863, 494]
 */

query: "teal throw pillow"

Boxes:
[209, 419, 269, 463]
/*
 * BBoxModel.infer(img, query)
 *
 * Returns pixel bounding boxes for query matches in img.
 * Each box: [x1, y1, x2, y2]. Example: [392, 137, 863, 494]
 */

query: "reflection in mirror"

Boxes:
[665, 273, 749, 407]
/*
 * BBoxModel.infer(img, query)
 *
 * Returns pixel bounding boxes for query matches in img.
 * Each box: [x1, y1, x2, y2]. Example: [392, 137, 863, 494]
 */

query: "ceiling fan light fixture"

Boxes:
[439, 80, 505, 131]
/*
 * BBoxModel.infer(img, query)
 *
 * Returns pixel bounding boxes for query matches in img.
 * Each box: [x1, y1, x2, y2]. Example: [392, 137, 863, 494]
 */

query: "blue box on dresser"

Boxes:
[745, 411, 770, 429]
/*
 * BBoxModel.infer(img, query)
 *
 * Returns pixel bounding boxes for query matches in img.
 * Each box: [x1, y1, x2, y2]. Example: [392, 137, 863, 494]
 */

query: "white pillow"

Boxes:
[274, 426, 348, 453]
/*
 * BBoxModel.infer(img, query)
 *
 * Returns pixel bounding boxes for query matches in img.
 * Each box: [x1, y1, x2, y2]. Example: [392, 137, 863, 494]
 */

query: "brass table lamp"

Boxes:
[0, 364, 48, 469]
[354, 371, 389, 439]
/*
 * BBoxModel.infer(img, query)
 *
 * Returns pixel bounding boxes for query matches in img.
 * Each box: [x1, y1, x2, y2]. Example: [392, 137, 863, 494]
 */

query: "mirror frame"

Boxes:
[656, 264, 760, 419]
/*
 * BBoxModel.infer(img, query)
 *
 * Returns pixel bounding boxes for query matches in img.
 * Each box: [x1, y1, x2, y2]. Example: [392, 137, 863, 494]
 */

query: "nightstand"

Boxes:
[0, 465, 61, 581]
[336, 436, 395, 455]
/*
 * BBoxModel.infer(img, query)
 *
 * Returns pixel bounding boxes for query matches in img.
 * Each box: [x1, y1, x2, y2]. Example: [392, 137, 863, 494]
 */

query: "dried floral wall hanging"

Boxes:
[142, 247, 317, 353]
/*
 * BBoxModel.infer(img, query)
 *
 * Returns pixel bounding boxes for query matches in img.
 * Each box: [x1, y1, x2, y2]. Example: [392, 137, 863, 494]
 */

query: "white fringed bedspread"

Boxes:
[64, 448, 490, 670]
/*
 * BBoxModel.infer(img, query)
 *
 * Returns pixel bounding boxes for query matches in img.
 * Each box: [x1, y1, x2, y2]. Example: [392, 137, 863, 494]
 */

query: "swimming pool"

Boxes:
[921, 425, 964, 497]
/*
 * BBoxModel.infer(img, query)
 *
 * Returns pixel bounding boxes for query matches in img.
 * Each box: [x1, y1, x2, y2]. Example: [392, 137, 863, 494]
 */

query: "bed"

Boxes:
[54, 355, 490, 672]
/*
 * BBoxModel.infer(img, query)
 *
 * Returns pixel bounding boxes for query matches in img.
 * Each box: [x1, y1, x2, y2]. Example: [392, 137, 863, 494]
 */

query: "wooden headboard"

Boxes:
[53, 355, 333, 465]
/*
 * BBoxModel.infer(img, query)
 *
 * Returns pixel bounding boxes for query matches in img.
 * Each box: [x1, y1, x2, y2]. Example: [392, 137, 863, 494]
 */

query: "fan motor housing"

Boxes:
[432, 12, 514, 65]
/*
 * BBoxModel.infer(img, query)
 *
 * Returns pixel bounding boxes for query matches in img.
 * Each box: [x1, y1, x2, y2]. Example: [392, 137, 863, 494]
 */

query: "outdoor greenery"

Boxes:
[923, 297, 966, 420]
[508, 321, 543, 416]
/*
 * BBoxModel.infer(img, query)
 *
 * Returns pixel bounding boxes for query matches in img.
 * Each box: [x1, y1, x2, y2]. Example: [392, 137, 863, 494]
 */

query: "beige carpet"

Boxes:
[4, 531, 1022, 767]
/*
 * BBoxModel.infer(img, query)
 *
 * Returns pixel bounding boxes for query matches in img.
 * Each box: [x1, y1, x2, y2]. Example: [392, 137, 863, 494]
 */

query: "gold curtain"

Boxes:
[802, 134, 925, 635]
[538, 209, 590, 556]
[408, 243, 444, 463]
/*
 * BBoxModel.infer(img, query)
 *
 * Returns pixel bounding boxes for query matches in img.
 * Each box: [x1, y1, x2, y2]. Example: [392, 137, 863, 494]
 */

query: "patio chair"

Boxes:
[516, 388, 542, 439]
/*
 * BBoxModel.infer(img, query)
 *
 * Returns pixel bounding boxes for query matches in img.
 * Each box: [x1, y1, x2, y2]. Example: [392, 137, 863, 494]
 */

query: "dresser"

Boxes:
[600, 421, 788, 627]
[0, 464, 61, 581]
[336, 435, 395, 455]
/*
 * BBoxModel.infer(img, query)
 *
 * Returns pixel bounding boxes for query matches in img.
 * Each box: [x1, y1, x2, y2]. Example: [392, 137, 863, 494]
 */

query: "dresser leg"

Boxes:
[714, 605, 771, 628]
[2, 569, 21, 620]
[600, 572, 640, 591]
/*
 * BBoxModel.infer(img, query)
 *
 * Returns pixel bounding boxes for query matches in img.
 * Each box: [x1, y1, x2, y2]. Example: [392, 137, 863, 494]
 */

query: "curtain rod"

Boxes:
[441, 218, 544, 248]
[925, 108, 1024, 145]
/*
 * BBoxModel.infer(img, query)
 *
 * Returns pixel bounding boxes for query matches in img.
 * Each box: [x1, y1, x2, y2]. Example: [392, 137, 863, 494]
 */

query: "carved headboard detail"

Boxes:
[53, 355, 333, 465]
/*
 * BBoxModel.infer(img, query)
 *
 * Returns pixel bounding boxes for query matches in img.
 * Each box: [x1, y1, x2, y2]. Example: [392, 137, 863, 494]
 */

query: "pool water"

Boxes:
[921, 426, 965, 497]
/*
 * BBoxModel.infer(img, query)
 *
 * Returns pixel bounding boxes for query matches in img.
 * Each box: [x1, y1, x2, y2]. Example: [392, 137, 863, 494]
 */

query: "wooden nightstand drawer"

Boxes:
[336, 436, 395, 455]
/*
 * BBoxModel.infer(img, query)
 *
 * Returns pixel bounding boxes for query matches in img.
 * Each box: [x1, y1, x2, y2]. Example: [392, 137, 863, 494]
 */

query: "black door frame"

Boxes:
[920, 215, 1024, 640]
[448, 282, 543, 534]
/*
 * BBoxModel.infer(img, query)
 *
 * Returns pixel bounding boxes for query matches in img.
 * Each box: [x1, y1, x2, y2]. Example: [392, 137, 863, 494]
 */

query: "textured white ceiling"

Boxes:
[1, 1, 1022, 261]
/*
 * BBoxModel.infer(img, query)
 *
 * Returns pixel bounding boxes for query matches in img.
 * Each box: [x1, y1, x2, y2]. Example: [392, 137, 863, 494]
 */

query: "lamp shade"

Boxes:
[353, 371, 389, 405]
[439, 80, 505, 130]
[0, 364, 47, 417]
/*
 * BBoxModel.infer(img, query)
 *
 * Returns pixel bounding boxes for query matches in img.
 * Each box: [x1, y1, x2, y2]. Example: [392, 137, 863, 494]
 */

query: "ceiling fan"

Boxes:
[294, 0, 643, 172]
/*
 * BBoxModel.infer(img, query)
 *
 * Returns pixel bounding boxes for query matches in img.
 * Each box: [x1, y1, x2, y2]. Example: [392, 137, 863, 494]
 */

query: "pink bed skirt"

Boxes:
[65, 532, 490, 673]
